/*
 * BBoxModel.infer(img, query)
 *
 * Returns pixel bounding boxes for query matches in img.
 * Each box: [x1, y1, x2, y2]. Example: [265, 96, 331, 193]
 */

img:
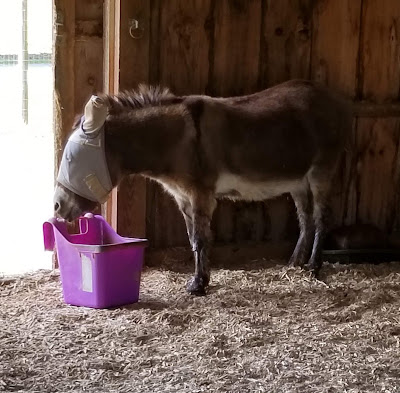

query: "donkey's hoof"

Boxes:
[287, 259, 298, 267]
[305, 262, 321, 277]
[186, 276, 208, 296]
[287, 257, 305, 268]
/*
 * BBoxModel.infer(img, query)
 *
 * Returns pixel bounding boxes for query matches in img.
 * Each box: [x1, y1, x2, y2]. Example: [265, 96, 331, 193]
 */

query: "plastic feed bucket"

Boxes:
[43, 214, 148, 309]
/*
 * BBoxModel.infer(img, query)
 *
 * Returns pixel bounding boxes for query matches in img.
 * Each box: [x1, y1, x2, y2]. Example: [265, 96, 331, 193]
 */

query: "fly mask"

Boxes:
[57, 96, 112, 204]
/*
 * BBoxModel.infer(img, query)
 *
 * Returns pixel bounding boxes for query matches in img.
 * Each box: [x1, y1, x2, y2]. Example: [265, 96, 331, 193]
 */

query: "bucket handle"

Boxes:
[43, 222, 55, 251]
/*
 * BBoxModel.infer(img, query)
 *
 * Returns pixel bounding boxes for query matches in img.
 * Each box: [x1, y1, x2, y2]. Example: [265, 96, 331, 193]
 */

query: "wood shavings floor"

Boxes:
[1, 260, 400, 392]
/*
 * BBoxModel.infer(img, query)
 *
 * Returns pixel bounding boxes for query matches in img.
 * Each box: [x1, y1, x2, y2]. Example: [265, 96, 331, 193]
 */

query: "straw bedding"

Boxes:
[1, 257, 400, 393]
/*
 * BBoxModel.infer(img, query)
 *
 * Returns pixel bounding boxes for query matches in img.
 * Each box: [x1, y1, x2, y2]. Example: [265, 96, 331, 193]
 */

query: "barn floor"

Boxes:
[1, 259, 400, 393]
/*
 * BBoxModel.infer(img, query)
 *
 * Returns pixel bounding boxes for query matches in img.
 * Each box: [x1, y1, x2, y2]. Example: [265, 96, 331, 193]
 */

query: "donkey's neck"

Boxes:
[104, 104, 195, 184]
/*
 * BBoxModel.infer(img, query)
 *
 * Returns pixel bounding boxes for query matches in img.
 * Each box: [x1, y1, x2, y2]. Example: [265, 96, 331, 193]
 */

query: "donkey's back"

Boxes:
[193, 79, 351, 193]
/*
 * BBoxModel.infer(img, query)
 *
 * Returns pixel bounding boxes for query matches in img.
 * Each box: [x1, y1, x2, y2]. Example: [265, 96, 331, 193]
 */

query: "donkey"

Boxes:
[54, 79, 352, 295]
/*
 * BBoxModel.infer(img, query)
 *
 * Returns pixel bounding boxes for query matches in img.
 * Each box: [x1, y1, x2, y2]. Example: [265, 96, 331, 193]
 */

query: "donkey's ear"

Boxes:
[82, 95, 108, 137]
[72, 114, 82, 130]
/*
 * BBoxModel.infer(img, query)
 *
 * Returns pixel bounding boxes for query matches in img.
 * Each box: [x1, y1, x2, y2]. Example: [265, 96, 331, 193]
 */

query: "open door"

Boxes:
[0, 0, 54, 274]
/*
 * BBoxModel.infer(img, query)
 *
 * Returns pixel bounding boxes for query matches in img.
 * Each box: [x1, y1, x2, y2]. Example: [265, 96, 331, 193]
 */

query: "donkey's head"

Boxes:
[53, 183, 99, 221]
[54, 96, 114, 221]
[54, 86, 176, 220]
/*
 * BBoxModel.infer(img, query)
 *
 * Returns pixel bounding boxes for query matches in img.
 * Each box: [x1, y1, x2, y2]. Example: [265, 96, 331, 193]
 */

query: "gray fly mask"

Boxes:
[57, 96, 112, 204]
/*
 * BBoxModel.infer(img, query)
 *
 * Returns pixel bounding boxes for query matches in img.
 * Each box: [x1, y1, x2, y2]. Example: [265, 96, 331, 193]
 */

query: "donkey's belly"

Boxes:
[215, 173, 302, 201]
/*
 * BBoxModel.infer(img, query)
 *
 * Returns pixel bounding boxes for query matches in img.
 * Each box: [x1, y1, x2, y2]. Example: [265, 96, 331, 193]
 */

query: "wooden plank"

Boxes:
[103, 0, 120, 229]
[53, 0, 76, 267]
[117, 177, 147, 238]
[348, 2, 400, 234]
[54, 0, 75, 170]
[119, 0, 150, 88]
[73, 36, 104, 114]
[330, 119, 358, 228]
[145, 0, 162, 246]
[75, 20, 103, 39]
[74, 0, 104, 120]
[148, 184, 189, 248]
[148, 0, 161, 85]
[311, 0, 362, 97]
[75, 0, 103, 40]
[238, 202, 267, 243]
[159, 0, 211, 94]
[147, 0, 212, 247]
[261, 0, 313, 86]
[333, 118, 400, 233]
[260, 0, 314, 244]
[103, 0, 120, 95]
[147, 186, 188, 247]
[356, 118, 400, 231]
[210, 0, 263, 245]
[75, 0, 103, 20]
[213, 202, 235, 244]
[73, 0, 104, 113]
[393, 138, 400, 234]
[114, 0, 150, 238]
[360, 0, 400, 102]
[211, 0, 261, 96]
[311, 0, 361, 230]
[354, 102, 400, 117]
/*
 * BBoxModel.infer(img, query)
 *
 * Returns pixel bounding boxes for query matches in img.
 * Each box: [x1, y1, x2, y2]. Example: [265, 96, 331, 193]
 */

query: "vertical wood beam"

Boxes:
[53, 0, 76, 267]
[54, 0, 76, 171]
[103, 0, 120, 229]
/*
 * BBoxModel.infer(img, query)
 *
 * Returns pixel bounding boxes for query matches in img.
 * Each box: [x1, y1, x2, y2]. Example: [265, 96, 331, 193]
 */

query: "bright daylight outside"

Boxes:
[0, 0, 53, 275]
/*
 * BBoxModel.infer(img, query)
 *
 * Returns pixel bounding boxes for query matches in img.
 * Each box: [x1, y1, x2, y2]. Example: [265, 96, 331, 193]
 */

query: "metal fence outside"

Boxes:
[0, 53, 51, 65]
[0, 0, 52, 128]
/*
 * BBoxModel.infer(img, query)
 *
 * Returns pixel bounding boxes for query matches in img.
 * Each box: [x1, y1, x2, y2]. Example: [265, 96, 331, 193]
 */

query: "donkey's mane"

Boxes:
[100, 85, 177, 115]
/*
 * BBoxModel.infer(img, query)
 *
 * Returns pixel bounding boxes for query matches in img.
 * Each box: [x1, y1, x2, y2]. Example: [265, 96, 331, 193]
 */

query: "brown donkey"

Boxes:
[54, 80, 352, 295]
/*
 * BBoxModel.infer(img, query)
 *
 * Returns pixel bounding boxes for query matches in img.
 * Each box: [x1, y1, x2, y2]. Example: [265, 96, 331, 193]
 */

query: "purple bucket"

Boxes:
[43, 213, 148, 309]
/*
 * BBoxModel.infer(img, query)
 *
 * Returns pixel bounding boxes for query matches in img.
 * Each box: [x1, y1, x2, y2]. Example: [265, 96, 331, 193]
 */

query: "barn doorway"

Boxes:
[0, 0, 53, 275]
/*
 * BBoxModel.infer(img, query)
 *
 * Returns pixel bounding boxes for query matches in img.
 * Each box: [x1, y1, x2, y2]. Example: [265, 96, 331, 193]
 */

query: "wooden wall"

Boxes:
[115, 0, 400, 249]
[54, 0, 104, 168]
[55, 0, 400, 252]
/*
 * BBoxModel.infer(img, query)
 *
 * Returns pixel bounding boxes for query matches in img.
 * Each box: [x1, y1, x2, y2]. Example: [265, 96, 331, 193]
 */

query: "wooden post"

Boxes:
[103, 0, 120, 230]
[53, 0, 75, 171]
[53, 0, 76, 268]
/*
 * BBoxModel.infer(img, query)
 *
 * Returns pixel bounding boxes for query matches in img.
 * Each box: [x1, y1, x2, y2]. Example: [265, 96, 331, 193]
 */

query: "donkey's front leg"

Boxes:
[176, 197, 194, 248]
[186, 191, 217, 296]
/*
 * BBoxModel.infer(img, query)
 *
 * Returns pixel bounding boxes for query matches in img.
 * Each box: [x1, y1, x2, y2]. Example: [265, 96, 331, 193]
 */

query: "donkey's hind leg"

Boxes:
[288, 181, 314, 267]
[307, 166, 335, 275]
